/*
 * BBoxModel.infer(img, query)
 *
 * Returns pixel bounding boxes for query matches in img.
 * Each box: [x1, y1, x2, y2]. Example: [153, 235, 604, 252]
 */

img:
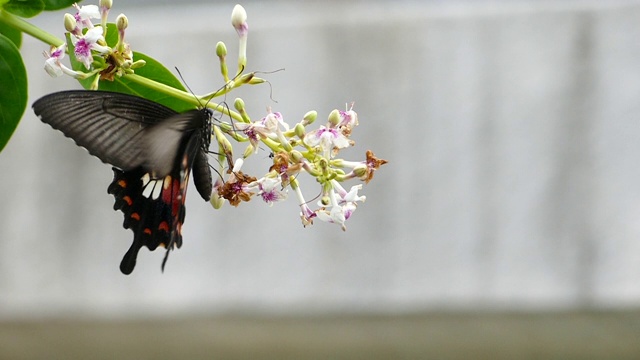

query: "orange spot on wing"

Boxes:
[118, 180, 127, 188]
[144, 228, 152, 235]
[158, 221, 170, 233]
[130, 212, 141, 221]
[123, 195, 133, 206]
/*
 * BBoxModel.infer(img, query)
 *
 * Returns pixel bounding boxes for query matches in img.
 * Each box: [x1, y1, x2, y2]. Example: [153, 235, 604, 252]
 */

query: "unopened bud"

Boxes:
[302, 110, 317, 126]
[248, 77, 265, 85]
[231, 4, 248, 36]
[294, 123, 306, 139]
[353, 165, 368, 179]
[238, 72, 254, 84]
[243, 144, 255, 158]
[216, 41, 227, 57]
[210, 194, 225, 209]
[116, 14, 128, 31]
[290, 150, 304, 163]
[130, 59, 146, 69]
[328, 109, 341, 127]
[64, 13, 77, 33]
[234, 98, 245, 112]
[99, 0, 112, 10]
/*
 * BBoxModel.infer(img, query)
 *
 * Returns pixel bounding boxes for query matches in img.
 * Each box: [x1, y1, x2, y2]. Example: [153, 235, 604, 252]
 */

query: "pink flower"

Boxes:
[74, 27, 109, 69]
[73, 4, 100, 29]
[236, 111, 288, 152]
[248, 176, 288, 206]
[43, 44, 79, 78]
[305, 126, 351, 152]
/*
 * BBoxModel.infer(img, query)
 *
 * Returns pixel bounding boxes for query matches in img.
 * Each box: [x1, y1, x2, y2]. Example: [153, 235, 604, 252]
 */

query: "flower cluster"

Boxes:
[44, 0, 143, 88]
[44, 1, 387, 231]
[211, 101, 387, 230]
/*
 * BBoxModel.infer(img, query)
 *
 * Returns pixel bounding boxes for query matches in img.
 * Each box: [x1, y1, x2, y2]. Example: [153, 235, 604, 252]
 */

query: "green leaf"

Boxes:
[0, 33, 27, 152]
[3, 0, 45, 18]
[0, 17, 22, 48]
[43, 0, 78, 11]
[97, 52, 193, 113]
[67, 23, 193, 113]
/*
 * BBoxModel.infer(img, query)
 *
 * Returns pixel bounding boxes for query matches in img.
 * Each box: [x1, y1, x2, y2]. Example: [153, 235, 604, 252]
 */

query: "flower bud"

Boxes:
[213, 125, 233, 160]
[248, 77, 265, 85]
[353, 165, 368, 179]
[64, 13, 77, 33]
[216, 41, 227, 57]
[210, 194, 225, 209]
[302, 110, 317, 126]
[328, 109, 341, 127]
[231, 4, 248, 36]
[294, 123, 306, 139]
[99, 0, 112, 10]
[290, 150, 304, 163]
[130, 59, 146, 69]
[116, 14, 128, 31]
[243, 144, 255, 159]
[234, 98, 245, 112]
[238, 72, 254, 84]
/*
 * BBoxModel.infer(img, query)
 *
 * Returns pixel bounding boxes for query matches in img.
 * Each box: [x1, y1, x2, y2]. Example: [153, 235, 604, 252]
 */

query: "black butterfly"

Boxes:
[33, 90, 213, 275]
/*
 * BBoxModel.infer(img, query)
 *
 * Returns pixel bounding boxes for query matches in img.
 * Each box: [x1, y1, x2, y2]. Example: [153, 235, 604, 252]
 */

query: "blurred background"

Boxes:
[1, 0, 640, 358]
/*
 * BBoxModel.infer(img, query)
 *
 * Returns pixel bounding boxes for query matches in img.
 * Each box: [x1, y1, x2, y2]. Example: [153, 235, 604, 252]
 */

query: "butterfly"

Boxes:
[33, 90, 213, 275]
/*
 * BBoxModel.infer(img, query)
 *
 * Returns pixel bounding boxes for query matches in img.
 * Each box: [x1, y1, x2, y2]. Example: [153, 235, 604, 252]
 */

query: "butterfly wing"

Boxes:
[33, 90, 178, 171]
[108, 130, 204, 275]
[142, 110, 209, 177]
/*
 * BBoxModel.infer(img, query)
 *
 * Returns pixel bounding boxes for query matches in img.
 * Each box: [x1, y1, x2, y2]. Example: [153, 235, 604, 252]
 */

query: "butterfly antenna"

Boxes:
[175, 67, 204, 108]
[254, 68, 285, 103]
[210, 163, 224, 181]
[302, 187, 323, 206]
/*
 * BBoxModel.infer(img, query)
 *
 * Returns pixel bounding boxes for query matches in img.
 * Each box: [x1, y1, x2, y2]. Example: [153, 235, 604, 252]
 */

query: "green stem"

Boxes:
[0, 10, 63, 46]
[124, 73, 243, 122]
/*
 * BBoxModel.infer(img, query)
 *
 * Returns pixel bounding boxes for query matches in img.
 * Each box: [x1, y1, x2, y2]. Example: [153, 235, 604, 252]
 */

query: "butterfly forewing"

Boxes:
[32, 90, 213, 274]
[33, 90, 179, 171]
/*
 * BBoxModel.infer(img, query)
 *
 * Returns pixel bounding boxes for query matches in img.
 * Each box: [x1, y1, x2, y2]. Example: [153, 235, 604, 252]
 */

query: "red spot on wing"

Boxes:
[161, 174, 189, 217]
[158, 221, 170, 233]
[130, 212, 140, 221]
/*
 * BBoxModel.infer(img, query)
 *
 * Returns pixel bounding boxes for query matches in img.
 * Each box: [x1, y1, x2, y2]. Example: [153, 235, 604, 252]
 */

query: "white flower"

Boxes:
[314, 181, 366, 230]
[74, 27, 109, 69]
[73, 4, 100, 29]
[43, 44, 79, 78]
[248, 176, 288, 206]
[236, 111, 289, 152]
[305, 125, 351, 151]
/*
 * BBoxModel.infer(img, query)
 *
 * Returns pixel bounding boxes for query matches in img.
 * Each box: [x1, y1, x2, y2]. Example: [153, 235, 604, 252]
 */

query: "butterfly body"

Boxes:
[33, 90, 213, 274]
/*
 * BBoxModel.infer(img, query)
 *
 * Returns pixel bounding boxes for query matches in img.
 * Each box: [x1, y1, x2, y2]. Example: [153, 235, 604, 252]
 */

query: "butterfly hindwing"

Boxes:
[108, 130, 204, 274]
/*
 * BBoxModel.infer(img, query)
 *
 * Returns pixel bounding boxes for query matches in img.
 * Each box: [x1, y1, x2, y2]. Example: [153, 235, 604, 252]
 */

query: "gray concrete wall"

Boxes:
[1, 1, 640, 318]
